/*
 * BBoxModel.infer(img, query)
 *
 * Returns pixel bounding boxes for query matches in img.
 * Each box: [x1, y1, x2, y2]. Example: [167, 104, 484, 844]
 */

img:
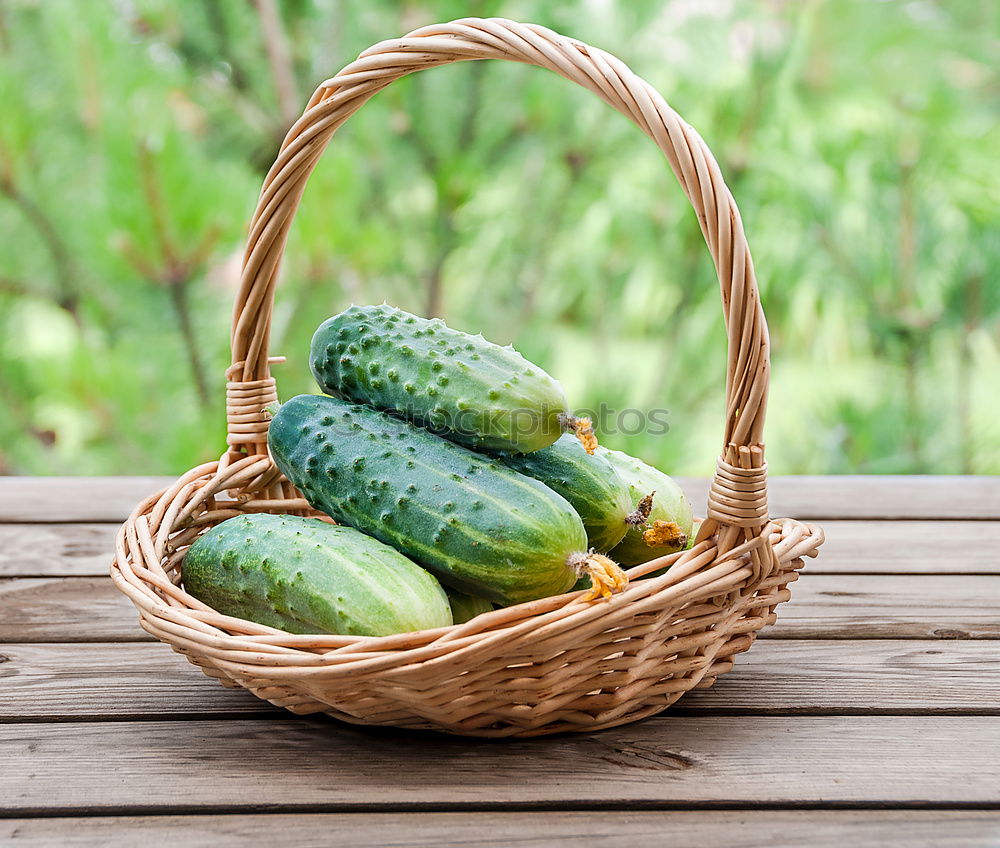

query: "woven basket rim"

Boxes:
[110, 464, 824, 659]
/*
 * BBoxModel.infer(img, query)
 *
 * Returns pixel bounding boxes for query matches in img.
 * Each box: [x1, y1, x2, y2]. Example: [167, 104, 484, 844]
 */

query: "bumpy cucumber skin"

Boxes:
[600, 448, 694, 566]
[181, 514, 452, 636]
[310, 304, 567, 453]
[446, 589, 495, 624]
[496, 434, 632, 552]
[268, 394, 589, 605]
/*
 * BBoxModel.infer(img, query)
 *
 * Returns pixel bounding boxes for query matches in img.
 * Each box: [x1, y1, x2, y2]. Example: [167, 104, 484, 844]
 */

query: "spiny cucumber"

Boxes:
[181, 513, 452, 636]
[600, 447, 695, 566]
[496, 434, 638, 552]
[309, 304, 592, 454]
[267, 394, 626, 605]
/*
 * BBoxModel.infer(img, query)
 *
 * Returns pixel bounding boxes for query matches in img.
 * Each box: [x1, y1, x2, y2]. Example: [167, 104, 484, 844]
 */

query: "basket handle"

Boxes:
[225, 18, 772, 561]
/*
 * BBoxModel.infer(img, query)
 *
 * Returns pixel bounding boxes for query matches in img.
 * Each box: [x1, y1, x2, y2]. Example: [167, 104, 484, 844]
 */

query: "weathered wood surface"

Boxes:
[761, 573, 1000, 640]
[0, 577, 150, 643]
[685, 639, 1000, 713]
[3, 715, 999, 813]
[4, 812, 999, 848]
[809, 520, 1000, 574]
[3, 475, 998, 844]
[4, 573, 998, 643]
[2, 475, 997, 522]
[678, 475, 1000, 521]
[2, 640, 997, 722]
[0, 477, 170, 523]
[4, 520, 999, 579]
[0, 523, 115, 576]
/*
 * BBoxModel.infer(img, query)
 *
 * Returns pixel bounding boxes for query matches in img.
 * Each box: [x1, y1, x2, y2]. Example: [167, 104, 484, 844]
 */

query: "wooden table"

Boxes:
[1, 476, 998, 846]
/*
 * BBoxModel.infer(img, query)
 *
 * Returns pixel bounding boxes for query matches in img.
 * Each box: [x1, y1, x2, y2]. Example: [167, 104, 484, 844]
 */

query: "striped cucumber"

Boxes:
[181, 513, 452, 636]
[309, 304, 594, 454]
[267, 394, 625, 605]
[496, 434, 639, 552]
[600, 448, 695, 566]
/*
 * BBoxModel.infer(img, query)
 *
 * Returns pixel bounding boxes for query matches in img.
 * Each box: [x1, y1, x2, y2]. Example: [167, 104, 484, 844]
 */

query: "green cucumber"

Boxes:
[689, 519, 703, 546]
[267, 394, 624, 605]
[181, 513, 452, 636]
[446, 589, 495, 624]
[600, 448, 695, 566]
[310, 304, 577, 454]
[496, 434, 634, 552]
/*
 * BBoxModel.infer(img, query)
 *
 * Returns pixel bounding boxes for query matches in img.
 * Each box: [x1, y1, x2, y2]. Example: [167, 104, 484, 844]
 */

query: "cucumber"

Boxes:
[495, 434, 635, 552]
[689, 519, 703, 546]
[600, 448, 695, 566]
[446, 589, 495, 624]
[309, 304, 586, 454]
[267, 394, 626, 605]
[181, 513, 452, 636]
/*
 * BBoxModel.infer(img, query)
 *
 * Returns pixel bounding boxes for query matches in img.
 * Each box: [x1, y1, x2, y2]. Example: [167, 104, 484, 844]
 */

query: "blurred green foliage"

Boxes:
[0, 0, 997, 477]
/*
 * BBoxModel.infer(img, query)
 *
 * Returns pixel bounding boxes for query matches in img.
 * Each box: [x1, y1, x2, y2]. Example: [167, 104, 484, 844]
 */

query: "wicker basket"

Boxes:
[110, 18, 824, 738]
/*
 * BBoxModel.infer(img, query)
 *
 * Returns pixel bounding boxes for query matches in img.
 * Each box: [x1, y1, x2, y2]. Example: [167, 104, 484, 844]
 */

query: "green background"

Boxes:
[1, 0, 997, 477]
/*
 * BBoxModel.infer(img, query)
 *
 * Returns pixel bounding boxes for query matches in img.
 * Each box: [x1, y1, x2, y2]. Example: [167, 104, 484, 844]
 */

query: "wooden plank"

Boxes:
[3, 812, 1000, 848]
[2, 520, 998, 579]
[766, 574, 1000, 640]
[0, 524, 116, 577]
[3, 520, 998, 580]
[0, 477, 171, 523]
[1, 640, 997, 722]
[683, 639, 1000, 713]
[1, 716, 998, 812]
[0, 642, 274, 720]
[0, 578, 150, 643]
[677, 475, 1000, 520]
[2, 573, 997, 643]
[2, 475, 998, 524]
[809, 520, 1000, 574]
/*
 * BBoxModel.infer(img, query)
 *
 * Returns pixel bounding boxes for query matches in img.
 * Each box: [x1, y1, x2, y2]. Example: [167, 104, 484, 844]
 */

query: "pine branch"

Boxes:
[253, 0, 300, 130]
[0, 172, 83, 327]
[121, 142, 218, 407]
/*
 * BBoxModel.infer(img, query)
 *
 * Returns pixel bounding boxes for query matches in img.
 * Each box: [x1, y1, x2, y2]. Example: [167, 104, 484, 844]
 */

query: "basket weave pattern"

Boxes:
[110, 18, 824, 737]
